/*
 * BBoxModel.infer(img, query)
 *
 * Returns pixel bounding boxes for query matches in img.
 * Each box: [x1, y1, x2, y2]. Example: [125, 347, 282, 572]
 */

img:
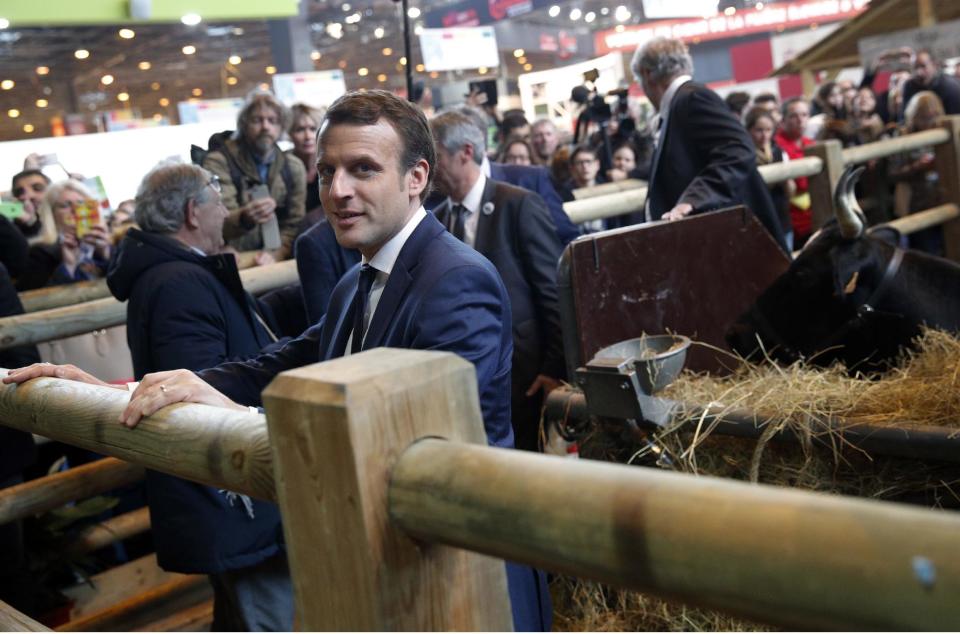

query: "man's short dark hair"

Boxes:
[754, 92, 778, 106]
[500, 111, 529, 139]
[725, 91, 750, 117]
[11, 168, 50, 191]
[781, 96, 808, 117]
[322, 90, 436, 202]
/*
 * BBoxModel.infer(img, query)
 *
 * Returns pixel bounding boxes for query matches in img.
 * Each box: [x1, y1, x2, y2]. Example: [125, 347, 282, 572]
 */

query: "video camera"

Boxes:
[571, 69, 635, 171]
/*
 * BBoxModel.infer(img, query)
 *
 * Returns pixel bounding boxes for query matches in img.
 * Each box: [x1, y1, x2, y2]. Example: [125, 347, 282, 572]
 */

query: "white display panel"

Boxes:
[641, 0, 718, 19]
[419, 26, 500, 72]
[272, 70, 348, 109]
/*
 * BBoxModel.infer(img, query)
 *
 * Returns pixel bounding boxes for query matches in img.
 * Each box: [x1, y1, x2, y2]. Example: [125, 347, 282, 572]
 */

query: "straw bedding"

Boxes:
[550, 329, 960, 631]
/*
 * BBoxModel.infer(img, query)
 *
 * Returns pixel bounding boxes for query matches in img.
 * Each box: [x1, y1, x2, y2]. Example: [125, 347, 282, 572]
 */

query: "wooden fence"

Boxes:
[0, 349, 957, 630]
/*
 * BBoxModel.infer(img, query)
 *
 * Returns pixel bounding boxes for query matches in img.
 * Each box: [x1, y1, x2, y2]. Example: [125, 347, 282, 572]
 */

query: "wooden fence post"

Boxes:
[262, 348, 512, 631]
[933, 115, 960, 261]
[804, 138, 844, 231]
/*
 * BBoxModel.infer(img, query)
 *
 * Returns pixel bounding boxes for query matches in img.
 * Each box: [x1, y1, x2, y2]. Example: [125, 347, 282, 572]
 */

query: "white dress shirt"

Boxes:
[445, 171, 486, 248]
[345, 206, 427, 354]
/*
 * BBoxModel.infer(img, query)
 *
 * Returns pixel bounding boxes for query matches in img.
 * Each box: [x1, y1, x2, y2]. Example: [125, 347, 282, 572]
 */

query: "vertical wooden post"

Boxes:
[800, 69, 816, 98]
[804, 139, 845, 230]
[933, 116, 960, 261]
[262, 348, 512, 631]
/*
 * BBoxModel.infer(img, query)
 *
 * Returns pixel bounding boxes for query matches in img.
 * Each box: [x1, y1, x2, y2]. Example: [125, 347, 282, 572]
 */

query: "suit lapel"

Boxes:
[473, 178, 498, 255]
[328, 267, 360, 358]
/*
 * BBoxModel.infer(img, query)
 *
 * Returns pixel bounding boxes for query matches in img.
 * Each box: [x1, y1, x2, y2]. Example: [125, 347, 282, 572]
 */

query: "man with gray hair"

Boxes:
[203, 91, 307, 260]
[106, 162, 292, 631]
[431, 110, 565, 453]
[631, 37, 787, 250]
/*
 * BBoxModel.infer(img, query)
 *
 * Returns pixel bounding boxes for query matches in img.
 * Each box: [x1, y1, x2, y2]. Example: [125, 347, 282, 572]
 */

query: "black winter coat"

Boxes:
[107, 229, 284, 574]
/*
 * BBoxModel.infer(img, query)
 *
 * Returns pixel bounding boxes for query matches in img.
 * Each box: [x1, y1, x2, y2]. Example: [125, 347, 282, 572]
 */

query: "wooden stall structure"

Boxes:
[0, 350, 958, 631]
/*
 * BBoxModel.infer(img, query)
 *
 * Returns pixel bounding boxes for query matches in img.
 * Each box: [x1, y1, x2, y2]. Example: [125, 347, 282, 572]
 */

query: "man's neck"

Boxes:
[360, 203, 420, 261]
[451, 168, 481, 204]
[171, 230, 207, 255]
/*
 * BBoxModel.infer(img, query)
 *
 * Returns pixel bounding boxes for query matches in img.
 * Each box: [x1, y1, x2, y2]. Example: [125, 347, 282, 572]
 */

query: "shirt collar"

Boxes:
[448, 171, 486, 215]
[362, 206, 427, 275]
[481, 155, 491, 177]
[659, 74, 692, 119]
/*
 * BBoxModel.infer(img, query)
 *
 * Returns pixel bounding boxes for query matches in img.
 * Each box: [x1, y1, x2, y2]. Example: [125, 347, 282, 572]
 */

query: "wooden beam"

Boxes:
[804, 139, 845, 230]
[63, 554, 183, 620]
[0, 457, 144, 525]
[887, 203, 960, 236]
[564, 187, 646, 223]
[0, 375, 275, 501]
[0, 600, 51, 632]
[133, 599, 213, 632]
[918, 0, 935, 26]
[262, 349, 512, 631]
[843, 128, 950, 165]
[572, 179, 646, 200]
[390, 439, 960, 631]
[64, 507, 151, 556]
[933, 116, 960, 261]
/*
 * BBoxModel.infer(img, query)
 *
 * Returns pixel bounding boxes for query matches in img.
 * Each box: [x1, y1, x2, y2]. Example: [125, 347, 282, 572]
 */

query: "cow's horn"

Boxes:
[834, 165, 865, 239]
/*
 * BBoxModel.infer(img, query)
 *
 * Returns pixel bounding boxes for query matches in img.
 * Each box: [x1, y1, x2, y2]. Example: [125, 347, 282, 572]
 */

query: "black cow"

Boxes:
[727, 166, 960, 371]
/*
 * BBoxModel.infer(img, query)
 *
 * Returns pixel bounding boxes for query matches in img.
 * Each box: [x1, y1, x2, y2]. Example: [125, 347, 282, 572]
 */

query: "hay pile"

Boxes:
[551, 329, 960, 632]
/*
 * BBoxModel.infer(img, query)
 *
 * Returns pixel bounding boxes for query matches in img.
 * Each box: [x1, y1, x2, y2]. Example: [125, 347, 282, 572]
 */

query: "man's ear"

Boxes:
[406, 158, 430, 199]
[183, 198, 200, 230]
[462, 142, 476, 164]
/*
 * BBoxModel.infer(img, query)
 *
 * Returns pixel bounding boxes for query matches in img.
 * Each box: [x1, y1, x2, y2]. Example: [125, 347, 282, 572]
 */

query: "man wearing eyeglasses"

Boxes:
[103, 162, 292, 631]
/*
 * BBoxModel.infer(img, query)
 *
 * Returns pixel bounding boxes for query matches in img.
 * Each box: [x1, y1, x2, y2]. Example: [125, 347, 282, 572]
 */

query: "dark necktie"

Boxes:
[450, 203, 467, 241]
[350, 264, 377, 354]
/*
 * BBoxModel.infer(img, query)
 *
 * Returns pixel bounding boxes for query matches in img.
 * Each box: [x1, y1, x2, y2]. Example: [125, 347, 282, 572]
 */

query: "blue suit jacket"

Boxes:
[198, 213, 551, 629]
[489, 162, 581, 246]
[294, 219, 362, 325]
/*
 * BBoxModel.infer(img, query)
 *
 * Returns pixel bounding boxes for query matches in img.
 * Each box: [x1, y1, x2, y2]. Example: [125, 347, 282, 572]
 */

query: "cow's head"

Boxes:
[727, 167, 915, 370]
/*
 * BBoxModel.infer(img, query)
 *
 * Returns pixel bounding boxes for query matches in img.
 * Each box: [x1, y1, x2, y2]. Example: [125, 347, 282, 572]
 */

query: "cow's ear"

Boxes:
[867, 226, 902, 247]
[831, 245, 867, 299]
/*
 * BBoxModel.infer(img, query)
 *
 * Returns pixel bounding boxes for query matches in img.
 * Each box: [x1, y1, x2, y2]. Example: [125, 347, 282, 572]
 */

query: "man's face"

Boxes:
[914, 53, 938, 87]
[317, 120, 426, 259]
[12, 173, 47, 211]
[244, 105, 282, 155]
[195, 182, 228, 254]
[432, 143, 470, 198]
[782, 102, 809, 139]
[531, 123, 558, 161]
[571, 151, 599, 187]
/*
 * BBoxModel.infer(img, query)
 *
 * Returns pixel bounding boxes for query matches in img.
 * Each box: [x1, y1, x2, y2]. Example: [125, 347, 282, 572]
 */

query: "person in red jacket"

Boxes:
[774, 97, 816, 246]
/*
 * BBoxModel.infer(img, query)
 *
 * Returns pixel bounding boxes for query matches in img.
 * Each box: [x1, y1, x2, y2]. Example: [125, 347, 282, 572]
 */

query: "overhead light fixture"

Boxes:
[407, 7, 420, 18]
[569, 8, 582, 20]
[310, 50, 321, 60]
[517, 56, 527, 64]
[36, 66, 50, 75]
[0, 79, 13, 90]
[478, 67, 488, 74]
[755, 2, 764, 9]
[415, 63, 425, 72]
[345, 12, 361, 24]
[36, 99, 48, 108]
[584, 11, 596, 22]
[118, 28, 135, 39]
[374, 27, 385, 38]
[23, 124, 34, 133]
[338, 59, 348, 68]
[341, 3, 351, 10]
[182, 45, 196, 55]
[377, 73, 387, 82]
[615, 24, 625, 32]
[0, 18, 9, 29]
[228, 54, 242, 65]
[429, 71, 439, 79]
[159, 97, 170, 106]
[75, 49, 90, 59]
[358, 67, 369, 76]
[181, 13, 202, 26]
[152, 113, 163, 122]
[614, 5, 631, 21]
[138, 61, 152, 70]
[513, 49, 524, 58]
[724, 6, 736, 15]
[548, 5, 560, 17]
[523, 63, 532, 71]
[382, 47, 393, 56]
[414, 23, 423, 35]
[227, 76, 238, 85]
[101, 74, 114, 85]
[117, 92, 130, 102]
[8, 108, 20, 117]
[265, 65, 277, 75]
[600, 7, 609, 15]
[192, 87, 203, 96]
[326, 22, 343, 38]
[399, 57, 407, 66]
[151, 81, 161, 90]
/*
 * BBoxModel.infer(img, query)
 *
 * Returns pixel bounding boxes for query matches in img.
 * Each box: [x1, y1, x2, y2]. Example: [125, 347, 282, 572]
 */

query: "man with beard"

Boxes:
[203, 92, 306, 260]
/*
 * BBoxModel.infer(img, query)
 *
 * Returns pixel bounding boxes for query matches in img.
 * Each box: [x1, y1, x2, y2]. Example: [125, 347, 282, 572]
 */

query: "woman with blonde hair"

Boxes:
[287, 103, 325, 221]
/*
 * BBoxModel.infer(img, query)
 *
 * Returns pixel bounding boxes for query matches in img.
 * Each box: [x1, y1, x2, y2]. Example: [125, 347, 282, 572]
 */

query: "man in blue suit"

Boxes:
[6, 90, 551, 631]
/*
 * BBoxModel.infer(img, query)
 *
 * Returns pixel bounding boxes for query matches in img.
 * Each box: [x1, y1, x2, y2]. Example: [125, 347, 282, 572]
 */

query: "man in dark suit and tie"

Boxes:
[631, 37, 787, 252]
[6, 90, 550, 632]
[430, 111, 566, 454]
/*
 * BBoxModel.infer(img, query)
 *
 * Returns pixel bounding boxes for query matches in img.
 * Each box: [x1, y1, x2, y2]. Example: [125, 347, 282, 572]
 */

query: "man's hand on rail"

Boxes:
[3, 363, 116, 389]
[121, 369, 247, 428]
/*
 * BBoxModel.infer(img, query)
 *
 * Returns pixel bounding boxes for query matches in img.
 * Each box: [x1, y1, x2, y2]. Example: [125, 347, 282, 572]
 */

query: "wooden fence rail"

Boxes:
[0, 350, 957, 630]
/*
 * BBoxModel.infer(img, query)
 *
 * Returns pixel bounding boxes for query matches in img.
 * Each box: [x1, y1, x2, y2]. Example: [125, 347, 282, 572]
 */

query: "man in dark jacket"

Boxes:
[901, 49, 960, 121]
[106, 162, 291, 631]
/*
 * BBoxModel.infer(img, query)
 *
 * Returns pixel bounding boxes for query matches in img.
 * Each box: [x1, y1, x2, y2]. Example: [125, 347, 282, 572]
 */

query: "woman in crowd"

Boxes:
[745, 106, 795, 250]
[605, 141, 638, 182]
[807, 81, 846, 140]
[496, 137, 535, 166]
[287, 103, 324, 224]
[890, 91, 946, 254]
[19, 180, 111, 290]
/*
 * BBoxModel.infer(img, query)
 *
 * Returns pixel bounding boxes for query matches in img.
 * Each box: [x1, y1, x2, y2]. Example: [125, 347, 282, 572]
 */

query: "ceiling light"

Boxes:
[478, 67, 488, 74]
[192, 88, 203, 96]
[182, 45, 196, 55]
[399, 57, 407, 66]
[159, 97, 170, 106]
[228, 55, 242, 65]
[377, 73, 387, 82]
[584, 11, 596, 22]
[75, 49, 90, 60]
[0, 18, 9, 29]
[181, 13, 202, 26]
[101, 74, 114, 85]
[36, 99, 48, 108]
[523, 63, 533, 71]
[341, 3, 351, 10]
[358, 67, 369, 76]
[345, 12, 361, 24]
[36, 66, 49, 75]
[326, 22, 343, 38]
[614, 5, 631, 21]
[23, 124, 34, 133]
[151, 82, 161, 90]
[138, 61, 151, 70]
[374, 26, 385, 38]
[414, 23, 424, 35]
[600, 7, 609, 15]
[0, 79, 13, 90]
[569, 8, 582, 20]
[517, 56, 527, 64]
[227, 76, 238, 85]
[755, 2, 764, 8]
[407, 7, 420, 18]
[265, 65, 277, 75]
[117, 92, 130, 102]
[152, 114, 163, 122]
[513, 49, 524, 58]
[615, 24, 625, 32]
[382, 47, 393, 56]
[548, 5, 560, 17]
[338, 59, 348, 68]
[724, 6, 736, 15]
[429, 71, 439, 79]
[310, 50, 321, 60]
[8, 109, 19, 117]
[118, 28, 135, 39]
